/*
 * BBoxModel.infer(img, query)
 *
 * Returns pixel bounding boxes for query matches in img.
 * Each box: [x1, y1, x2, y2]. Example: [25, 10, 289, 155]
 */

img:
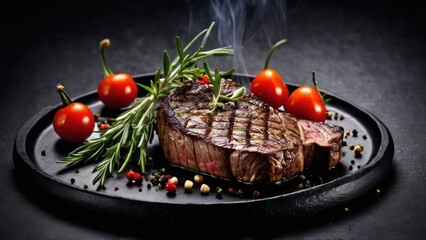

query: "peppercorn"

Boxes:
[354, 145, 363, 155]
[236, 189, 243, 197]
[100, 123, 110, 130]
[216, 187, 223, 199]
[41, 150, 46, 156]
[165, 182, 177, 192]
[305, 180, 311, 188]
[159, 175, 169, 187]
[70, 178, 75, 184]
[169, 176, 179, 185]
[126, 170, 135, 182]
[194, 174, 203, 184]
[252, 191, 261, 198]
[184, 180, 193, 191]
[200, 184, 210, 194]
[345, 130, 351, 138]
[133, 172, 142, 183]
[352, 129, 358, 137]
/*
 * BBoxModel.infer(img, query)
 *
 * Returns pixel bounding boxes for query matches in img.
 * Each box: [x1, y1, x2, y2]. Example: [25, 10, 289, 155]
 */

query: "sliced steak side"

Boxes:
[156, 79, 343, 183]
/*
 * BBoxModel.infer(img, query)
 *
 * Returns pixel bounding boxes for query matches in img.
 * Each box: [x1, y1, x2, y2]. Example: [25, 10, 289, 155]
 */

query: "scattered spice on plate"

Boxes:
[334, 112, 339, 120]
[70, 178, 75, 184]
[83, 184, 88, 189]
[194, 174, 204, 184]
[252, 191, 261, 198]
[354, 145, 363, 155]
[200, 184, 210, 194]
[345, 130, 351, 138]
[215, 187, 223, 199]
[184, 180, 193, 192]
[41, 150, 46, 156]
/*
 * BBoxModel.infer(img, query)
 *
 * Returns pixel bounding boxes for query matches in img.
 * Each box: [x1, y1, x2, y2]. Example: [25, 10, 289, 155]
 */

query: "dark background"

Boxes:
[1, 0, 426, 239]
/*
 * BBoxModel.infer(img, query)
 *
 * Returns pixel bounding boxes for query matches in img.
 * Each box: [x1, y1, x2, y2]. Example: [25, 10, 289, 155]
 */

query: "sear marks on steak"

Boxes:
[156, 79, 343, 184]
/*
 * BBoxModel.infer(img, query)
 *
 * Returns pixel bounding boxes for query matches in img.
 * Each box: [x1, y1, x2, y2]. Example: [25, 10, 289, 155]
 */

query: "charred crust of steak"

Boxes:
[156, 79, 343, 184]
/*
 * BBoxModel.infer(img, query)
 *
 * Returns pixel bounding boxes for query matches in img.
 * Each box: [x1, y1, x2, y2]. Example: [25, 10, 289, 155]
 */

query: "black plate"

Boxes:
[13, 73, 393, 223]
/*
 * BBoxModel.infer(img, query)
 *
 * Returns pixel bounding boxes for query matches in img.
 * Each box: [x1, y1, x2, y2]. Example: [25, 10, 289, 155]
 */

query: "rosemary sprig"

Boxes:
[203, 62, 245, 114]
[58, 22, 236, 188]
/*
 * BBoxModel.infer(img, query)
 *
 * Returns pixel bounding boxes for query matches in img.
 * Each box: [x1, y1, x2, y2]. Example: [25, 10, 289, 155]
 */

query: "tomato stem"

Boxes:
[264, 39, 287, 70]
[312, 71, 327, 105]
[99, 39, 114, 77]
[56, 84, 73, 106]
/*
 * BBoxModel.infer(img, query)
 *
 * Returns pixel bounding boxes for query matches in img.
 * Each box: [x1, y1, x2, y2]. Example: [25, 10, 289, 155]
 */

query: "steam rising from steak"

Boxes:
[156, 79, 343, 183]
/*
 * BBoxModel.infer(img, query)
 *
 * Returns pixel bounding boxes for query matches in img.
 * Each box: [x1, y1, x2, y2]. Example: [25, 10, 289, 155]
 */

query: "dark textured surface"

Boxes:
[1, 0, 426, 239]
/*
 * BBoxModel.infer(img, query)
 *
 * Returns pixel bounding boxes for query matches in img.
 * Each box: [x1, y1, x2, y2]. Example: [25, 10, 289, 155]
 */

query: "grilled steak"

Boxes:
[156, 79, 343, 183]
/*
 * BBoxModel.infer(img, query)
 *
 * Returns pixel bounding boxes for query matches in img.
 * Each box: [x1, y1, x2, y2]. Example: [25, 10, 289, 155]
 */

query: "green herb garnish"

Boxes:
[203, 62, 245, 114]
[58, 22, 236, 188]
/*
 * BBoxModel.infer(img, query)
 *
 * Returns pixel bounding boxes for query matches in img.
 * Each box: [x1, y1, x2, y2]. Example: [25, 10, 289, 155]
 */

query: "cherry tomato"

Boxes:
[98, 73, 138, 109]
[53, 84, 95, 142]
[250, 39, 289, 109]
[250, 69, 289, 108]
[284, 85, 326, 122]
[98, 39, 138, 109]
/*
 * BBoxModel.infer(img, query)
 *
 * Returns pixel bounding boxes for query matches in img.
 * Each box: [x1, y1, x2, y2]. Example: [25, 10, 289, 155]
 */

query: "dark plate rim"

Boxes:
[13, 73, 394, 219]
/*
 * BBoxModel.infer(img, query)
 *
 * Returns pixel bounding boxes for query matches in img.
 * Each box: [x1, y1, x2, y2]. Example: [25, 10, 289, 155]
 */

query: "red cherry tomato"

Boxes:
[53, 85, 95, 142]
[98, 73, 138, 109]
[250, 69, 289, 109]
[98, 39, 138, 109]
[250, 39, 289, 109]
[284, 85, 326, 122]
